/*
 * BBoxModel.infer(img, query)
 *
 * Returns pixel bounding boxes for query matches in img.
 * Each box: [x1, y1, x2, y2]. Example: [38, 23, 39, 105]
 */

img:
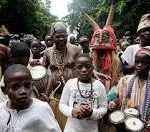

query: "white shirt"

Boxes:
[59, 78, 107, 132]
[0, 76, 8, 103]
[0, 98, 61, 132]
[121, 44, 141, 65]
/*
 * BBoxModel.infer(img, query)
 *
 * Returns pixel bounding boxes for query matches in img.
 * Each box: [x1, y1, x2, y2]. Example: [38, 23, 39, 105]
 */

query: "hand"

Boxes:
[30, 60, 41, 66]
[81, 105, 93, 118]
[108, 101, 117, 111]
[93, 70, 111, 81]
[72, 106, 86, 119]
[145, 125, 150, 131]
[39, 93, 50, 102]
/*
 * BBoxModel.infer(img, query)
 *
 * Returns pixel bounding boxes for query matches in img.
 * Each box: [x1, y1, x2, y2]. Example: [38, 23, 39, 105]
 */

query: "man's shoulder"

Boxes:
[44, 47, 53, 54]
[93, 79, 105, 89]
[67, 43, 81, 52]
[32, 98, 49, 110]
[121, 74, 134, 81]
[126, 44, 140, 50]
[0, 101, 7, 116]
[66, 78, 77, 84]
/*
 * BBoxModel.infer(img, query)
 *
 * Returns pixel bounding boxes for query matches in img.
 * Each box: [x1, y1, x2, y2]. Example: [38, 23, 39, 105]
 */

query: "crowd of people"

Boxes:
[0, 6, 150, 132]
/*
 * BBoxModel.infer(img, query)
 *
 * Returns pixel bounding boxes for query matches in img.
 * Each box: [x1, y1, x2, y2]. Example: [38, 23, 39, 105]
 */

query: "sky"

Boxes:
[43, 0, 72, 19]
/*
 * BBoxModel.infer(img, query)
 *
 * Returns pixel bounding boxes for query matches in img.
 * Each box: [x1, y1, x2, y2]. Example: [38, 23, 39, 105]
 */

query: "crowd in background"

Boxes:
[0, 12, 149, 132]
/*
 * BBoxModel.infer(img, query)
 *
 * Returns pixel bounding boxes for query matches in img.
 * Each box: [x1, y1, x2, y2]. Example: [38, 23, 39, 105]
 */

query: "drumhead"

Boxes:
[30, 65, 47, 80]
[109, 111, 125, 124]
[124, 108, 139, 117]
[125, 117, 144, 131]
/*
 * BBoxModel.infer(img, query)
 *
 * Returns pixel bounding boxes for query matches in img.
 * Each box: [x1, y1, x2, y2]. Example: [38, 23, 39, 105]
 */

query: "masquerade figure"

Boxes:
[83, 0, 119, 91]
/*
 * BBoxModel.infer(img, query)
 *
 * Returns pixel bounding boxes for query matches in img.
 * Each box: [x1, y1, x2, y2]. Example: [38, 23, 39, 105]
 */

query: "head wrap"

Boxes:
[137, 13, 150, 33]
[50, 22, 67, 36]
[0, 44, 7, 57]
[136, 46, 150, 57]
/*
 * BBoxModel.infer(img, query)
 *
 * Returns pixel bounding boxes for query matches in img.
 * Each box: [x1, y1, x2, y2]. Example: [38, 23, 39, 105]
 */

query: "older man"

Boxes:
[121, 13, 150, 74]
[42, 22, 81, 129]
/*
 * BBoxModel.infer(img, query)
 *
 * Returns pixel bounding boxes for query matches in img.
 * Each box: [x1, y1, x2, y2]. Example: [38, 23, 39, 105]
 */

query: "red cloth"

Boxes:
[0, 44, 7, 57]
[102, 53, 111, 74]
[91, 25, 116, 50]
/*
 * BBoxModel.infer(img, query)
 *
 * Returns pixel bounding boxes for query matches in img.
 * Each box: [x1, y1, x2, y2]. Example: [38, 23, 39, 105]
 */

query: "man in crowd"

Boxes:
[121, 13, 150, 74]
[30, 39, 43, 67]
[109, 47, 150, 131]
[42, 21, 81, 129]
[78, 36, 90, 54]
[43, 21, 82, 95]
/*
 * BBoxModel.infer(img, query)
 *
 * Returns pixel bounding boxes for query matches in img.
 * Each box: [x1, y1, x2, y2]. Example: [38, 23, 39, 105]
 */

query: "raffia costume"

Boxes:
[83, 1, 120, 93]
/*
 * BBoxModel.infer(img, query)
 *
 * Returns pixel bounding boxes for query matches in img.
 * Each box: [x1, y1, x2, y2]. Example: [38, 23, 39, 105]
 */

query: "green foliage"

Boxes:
[0, 0, 57, 39]
[66, 0, 150, 38]
[0, 0, 6, 10]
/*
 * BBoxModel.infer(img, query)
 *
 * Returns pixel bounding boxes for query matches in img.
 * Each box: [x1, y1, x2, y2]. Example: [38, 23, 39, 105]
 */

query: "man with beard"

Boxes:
[121, 13, 150, 74]
[0, 64, 61, 132]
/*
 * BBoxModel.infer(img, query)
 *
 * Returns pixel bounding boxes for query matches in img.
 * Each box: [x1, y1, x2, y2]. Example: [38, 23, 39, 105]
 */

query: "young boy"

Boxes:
[59, 53, 108, 132]
[30, 39, 43, 67]
[0, 64, 61, 132]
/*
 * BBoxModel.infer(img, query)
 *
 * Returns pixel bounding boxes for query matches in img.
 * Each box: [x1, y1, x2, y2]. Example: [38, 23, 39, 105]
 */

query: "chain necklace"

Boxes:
[53, 48, 67, 85]
[77, 78, 93, 98]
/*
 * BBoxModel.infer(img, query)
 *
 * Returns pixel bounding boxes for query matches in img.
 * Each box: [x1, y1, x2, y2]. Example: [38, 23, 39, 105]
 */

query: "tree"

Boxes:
[65, 0, 150, 39]
[0, 0, 57, 39]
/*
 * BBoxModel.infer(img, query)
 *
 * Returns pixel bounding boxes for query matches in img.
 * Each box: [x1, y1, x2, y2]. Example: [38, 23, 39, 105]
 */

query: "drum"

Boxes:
[30, 65, 48, 93]
[109, 111, 126, 132]
[124, 108, 139, 117]
[49, 96, 67, 130]
[125, 117, 144, 132]
[49, 81, 67, 130]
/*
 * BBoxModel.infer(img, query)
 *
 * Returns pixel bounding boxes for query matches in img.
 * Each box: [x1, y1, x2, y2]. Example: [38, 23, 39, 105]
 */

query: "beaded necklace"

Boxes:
[143, 72, 150, 121]
[53, 48, 67, 85]
[77, 78, 93, 98]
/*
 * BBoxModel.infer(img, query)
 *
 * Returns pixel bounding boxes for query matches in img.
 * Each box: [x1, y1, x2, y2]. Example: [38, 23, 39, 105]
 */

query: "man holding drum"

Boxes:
[109, 47, 150, 131]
